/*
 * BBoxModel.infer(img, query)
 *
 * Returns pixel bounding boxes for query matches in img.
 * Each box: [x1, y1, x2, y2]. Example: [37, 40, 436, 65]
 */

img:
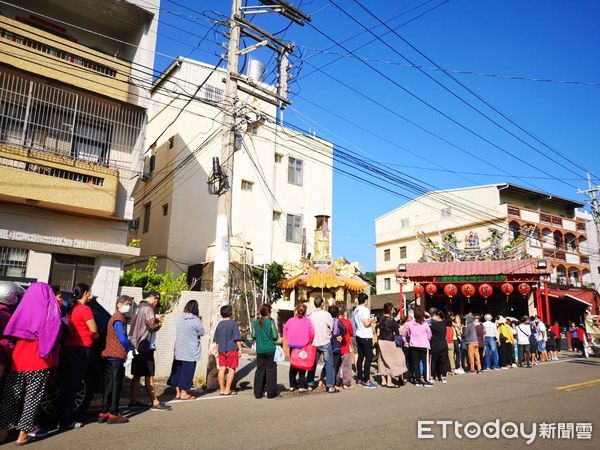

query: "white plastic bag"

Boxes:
[274, 345, 285, 363]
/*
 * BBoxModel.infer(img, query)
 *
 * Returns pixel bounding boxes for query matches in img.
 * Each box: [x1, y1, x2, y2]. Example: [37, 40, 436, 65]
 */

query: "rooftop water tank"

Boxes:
[246, 58, 265, 84]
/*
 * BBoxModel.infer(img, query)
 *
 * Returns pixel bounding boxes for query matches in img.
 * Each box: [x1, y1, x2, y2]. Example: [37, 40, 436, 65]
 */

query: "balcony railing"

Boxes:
[0, 69, 145, 169]
[505, 203, 587, 234]
[0, 15, 135, 104]
[542, 248, 590, 266]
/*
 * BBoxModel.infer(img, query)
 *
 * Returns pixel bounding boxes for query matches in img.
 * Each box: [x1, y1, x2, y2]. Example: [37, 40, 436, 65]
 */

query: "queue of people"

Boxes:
[0, 282, 187, 445]
[0, 282, 591, 445]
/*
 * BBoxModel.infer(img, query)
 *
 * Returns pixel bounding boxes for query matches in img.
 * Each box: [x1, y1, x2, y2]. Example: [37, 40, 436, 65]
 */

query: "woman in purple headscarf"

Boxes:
[0, 282, 62, 446]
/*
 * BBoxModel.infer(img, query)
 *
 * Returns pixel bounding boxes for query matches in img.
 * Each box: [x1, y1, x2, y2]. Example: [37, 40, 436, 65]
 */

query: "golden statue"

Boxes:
[314, 215, 331, 261]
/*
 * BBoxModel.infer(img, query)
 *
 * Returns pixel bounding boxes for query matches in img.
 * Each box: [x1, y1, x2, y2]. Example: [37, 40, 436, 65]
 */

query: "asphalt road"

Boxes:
[4, 354, 600, 449]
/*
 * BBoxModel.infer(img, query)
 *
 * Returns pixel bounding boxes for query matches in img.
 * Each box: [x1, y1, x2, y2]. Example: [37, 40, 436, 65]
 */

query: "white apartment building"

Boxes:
[0, 0, 160, 311]
[131, 58, 333, 281]
[375, 183, 597, 295]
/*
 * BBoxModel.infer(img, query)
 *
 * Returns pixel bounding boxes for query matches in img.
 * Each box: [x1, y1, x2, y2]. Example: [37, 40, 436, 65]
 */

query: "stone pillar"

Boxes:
[92, 257, 122, 312]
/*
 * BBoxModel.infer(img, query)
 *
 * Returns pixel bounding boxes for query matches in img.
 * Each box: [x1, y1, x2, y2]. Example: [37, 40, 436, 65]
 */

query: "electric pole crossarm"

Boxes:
[235, 16, 294, 52]
[240, 28, 281, 53]
[259, 0, 311, 24]
[230, 72, 291, 104]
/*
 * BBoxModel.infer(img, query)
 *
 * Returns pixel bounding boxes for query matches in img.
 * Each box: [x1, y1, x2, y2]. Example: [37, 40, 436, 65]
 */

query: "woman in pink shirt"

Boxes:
[407, 306, 432, 387]
[283, 304, 314, 392]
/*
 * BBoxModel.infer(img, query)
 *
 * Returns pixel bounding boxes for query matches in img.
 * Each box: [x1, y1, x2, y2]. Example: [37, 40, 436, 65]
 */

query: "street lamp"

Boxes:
[537, 260, 548, 270]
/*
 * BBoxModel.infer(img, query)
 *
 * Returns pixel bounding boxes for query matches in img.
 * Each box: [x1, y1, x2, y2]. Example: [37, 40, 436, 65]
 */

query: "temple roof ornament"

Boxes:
[416, 225, 535, 262]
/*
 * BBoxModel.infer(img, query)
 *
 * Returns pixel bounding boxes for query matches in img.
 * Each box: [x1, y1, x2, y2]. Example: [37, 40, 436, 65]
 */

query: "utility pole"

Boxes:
[576, 172, 600, 289]
[577, 173, 600, 226]
[209, 1, 311, 340]
[210, 0, 242, 340]
[576, 172, 600, 235]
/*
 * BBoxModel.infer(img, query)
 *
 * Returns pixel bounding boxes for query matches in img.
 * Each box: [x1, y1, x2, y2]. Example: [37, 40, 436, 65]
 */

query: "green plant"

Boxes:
[364, 271, 377, 295]
[251, 261, 285, 303]
[120, 257, 188, 314]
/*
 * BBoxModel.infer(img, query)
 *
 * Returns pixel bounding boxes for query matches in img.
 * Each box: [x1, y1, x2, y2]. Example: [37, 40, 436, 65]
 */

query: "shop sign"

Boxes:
[434, 275, 506, 282]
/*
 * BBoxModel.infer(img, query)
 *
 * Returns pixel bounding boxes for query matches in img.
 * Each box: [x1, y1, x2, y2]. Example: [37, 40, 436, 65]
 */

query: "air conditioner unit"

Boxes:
[129, 219, 140, 229]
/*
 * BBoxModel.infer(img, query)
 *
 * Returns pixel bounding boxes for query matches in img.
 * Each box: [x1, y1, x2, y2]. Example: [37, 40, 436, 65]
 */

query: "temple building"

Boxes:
[375, 184, 600, 324]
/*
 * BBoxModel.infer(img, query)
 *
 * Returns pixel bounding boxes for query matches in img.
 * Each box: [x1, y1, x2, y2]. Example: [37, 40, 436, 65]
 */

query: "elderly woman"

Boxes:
[168, 300, 205, 400]
[376, 303, 407, 388]
[0, 282, 62, 446]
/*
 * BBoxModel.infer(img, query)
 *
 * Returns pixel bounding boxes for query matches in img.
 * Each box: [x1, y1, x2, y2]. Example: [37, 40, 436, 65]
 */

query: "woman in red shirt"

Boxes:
[58, 283, 98, 430]
[0, 282, 62, 446]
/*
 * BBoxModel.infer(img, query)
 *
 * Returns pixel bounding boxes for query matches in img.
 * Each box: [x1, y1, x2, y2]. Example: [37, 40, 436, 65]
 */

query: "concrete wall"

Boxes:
[153, 291, 212, 380]
[0, 145, 119, 217]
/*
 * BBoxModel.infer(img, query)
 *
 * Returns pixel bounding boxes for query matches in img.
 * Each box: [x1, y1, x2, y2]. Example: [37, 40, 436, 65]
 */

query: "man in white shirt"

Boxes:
[482, 314, 500, 370]
[516, 317, 532, 368]
[352, 293, 376, 389]
[307, 297, 336, 393]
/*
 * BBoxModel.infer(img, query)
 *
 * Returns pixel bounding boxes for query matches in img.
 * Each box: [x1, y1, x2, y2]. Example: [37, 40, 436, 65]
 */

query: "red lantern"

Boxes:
[478, 283, 493, 299]
[501, 282, 514, 302]
[501, 282, 514, 296]
[461, 283, 476, 298]
[518, 283, 531, 297]
[413, 284, 425, 297]
[425, 283, 437, 296]
[444, 284, 458, 298]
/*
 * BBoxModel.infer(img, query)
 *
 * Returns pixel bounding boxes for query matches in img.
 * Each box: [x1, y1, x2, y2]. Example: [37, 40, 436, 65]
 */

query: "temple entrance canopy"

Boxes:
[396, 259, 552, 319]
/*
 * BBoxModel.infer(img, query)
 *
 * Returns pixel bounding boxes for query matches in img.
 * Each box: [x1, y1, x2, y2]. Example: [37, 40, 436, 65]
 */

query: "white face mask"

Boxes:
[119, 305, 131, 314]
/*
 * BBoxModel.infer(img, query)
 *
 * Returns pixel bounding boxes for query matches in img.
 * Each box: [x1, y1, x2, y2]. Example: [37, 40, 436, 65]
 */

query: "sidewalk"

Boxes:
[88, 349, 585, 409]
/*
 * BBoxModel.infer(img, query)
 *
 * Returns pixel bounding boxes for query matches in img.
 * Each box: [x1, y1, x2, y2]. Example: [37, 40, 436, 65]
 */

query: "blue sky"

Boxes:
[153, 0, 600, 271]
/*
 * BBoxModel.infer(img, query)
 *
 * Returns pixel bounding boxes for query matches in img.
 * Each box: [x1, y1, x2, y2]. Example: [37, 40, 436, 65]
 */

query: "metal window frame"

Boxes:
[287, 156, 303, 186]
[0, 69, 145, 169]
[286, 213, 302, 243]
[0, 246, 29, 278]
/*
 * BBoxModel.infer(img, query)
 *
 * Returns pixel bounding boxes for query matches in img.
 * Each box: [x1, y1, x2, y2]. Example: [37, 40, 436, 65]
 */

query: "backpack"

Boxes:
[330, 319, 347, 355]
[529, 323, 538, 346]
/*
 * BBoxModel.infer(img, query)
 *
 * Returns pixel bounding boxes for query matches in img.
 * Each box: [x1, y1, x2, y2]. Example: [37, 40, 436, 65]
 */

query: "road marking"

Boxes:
[556, 378, 600, 392]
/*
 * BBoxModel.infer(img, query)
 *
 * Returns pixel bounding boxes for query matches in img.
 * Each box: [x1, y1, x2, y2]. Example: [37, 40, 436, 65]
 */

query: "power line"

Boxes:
[297, 0, 450, 81]
[327, 0, 580, 189]
[297, 48, 600, 87]
[350, 0, 591, 182]
[300, 58, 539, 190]
[254, 119, 520, 233]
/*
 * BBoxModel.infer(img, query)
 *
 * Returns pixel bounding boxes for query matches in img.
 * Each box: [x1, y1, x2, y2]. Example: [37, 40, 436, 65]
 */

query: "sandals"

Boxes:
[180, 395, 196, 401]
[222, 391, 237, 396]
[15, 437, 30, 446]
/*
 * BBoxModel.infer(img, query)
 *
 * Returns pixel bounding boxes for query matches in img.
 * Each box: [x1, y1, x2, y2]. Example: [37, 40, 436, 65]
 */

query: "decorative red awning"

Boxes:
[547, 288, 599, 311]
[397, 259, 551, 283]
